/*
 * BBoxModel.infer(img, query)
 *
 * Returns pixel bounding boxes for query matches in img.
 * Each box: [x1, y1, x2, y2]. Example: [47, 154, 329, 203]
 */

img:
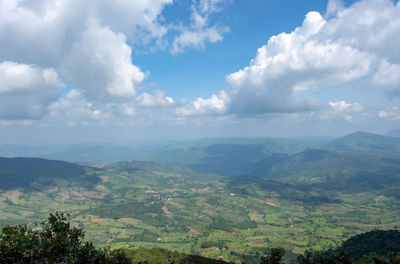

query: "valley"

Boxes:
[0, 132, 400, 262]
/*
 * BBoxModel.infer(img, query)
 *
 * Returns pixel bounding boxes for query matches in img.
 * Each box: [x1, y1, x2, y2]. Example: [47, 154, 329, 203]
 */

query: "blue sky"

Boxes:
[136, 0, 342, 99]
[0, 0, 399, 144]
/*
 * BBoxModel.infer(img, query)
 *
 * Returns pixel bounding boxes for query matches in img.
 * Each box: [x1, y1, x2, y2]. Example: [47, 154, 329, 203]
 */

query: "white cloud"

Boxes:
[176, 92, 228, 116]
[0, 0, 175, 120]
[179, 0, 399, 117]
[171, 0, 229, 53]
[0, 0, 229, 121]
[320, 101, 364, 121]
[325, 0, 345, 18]
[137, 90, 175, 107]
[224, 11, 372, 115]
[120, 103, 136, 116]
[329, 101, 363, 114]
[172, 27, 227, 53]
[378, 106, 400, 120]
[372, 60, 400, 95]
[62, 19, 146, 100]
[0, 61, 64, 119]
[0, 0, 173, 64]
[319, 0, 400, 63]
[48, 89, 111, 123]
[0, 62, 63, 94]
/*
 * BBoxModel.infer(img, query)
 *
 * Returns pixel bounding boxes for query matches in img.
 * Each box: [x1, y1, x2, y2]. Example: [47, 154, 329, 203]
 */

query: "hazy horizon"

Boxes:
[0, 124, 398, 146]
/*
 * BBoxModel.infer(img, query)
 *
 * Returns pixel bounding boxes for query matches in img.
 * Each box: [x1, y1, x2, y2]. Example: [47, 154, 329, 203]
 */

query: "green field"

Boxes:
[0, 158, 399, 263]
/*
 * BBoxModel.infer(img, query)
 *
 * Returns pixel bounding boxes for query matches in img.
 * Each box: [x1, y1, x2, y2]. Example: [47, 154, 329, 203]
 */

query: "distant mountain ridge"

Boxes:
[2, 131, 400, 192]
[258, 147, 400, 190]
[325, 131, 400, 157]
[148, 132, 400, 190]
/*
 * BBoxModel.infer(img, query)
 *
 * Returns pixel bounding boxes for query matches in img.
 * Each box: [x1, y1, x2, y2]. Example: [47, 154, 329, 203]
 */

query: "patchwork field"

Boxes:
[0, 160, 399, 263]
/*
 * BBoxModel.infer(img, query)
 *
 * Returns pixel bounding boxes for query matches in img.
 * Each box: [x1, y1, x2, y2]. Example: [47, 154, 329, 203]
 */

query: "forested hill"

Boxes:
[148, 132, 400, 185]
[325, 131, 400, 157]
[0, 157, 92, 189]
[342, 230, 400, 260]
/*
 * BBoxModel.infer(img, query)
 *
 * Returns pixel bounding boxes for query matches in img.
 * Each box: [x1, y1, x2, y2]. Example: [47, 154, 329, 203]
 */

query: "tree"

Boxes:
[297, 248, 352, 264]
[260, 247, 285, 264]
[0, 212, 130, 264]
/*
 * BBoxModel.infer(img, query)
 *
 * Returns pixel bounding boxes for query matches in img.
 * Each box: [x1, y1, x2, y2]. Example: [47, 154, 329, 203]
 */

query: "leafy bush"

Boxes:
[260, 247, 285, 264]
[0, 212, 130, 264]
[297, 248, 352, 264]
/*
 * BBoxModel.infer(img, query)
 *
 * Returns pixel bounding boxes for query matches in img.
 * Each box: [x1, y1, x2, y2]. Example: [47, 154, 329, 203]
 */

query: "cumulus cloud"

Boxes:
[0, 0, 176, 120]
[378, 107, 400, 120]
[176, 92, 228, 116]
[0, 61, 64, 119]
[171, 0, 229, 53]
[224, 10, 372, 115]
[372, 60, 400, 95]
[178, 0, 400, 117]
[62, 19, 146, 100]
[0, 0, 231, 121]
[48, 89, 111, 124]
[137, 90, 174, 107]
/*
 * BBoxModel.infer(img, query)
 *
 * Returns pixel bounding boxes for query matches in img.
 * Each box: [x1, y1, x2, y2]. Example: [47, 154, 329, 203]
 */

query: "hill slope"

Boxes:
[151, 137, 327, 176]
[325, 131, 400, 157]
[255, 148, 400, 190]
[0, 157, 91, 189]
[342, 230, 400, 260]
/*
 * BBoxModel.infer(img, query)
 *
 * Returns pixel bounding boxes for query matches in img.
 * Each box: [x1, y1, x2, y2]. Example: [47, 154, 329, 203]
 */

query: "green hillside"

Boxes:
[342, 230, 400, 260]
[0, 157, 93, 189]
[259, 148, 400, 189]
[0, 156, 398, 262]
[325, 131, 400, 157]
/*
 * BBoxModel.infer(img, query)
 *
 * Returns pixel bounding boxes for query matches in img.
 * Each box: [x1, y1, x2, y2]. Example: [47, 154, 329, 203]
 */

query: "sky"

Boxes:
[0, 0, 400, 144]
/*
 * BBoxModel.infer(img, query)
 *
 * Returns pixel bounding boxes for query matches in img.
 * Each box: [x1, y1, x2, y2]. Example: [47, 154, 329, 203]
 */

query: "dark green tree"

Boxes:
[0, 212, 130, 264]
[260, 247, 285, 264]
[297, 248, 352, 264]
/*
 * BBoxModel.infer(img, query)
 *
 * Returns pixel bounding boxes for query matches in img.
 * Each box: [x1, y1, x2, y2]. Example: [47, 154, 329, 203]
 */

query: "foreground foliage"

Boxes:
[0, 213, 129, 264]
[342, 230, 400, 260]
[0, 213, 229, 263]
[125, 248, 227, 264]
[261, 247, 400, 264]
